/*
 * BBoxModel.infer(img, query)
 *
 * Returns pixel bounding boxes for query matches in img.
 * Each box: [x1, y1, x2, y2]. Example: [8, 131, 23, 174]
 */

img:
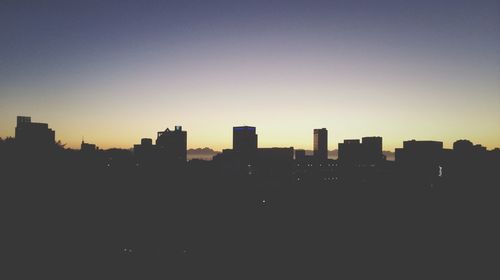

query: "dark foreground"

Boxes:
[2, 159, 498, 279]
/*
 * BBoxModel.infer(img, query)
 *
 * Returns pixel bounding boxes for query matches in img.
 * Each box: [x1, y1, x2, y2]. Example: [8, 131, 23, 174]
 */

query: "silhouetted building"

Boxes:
[452, 139, 486, 163]
[338, 137, 384, 165]
[103, 148, 134, 169]
[361, 136, 384, 164]
[134, 138, 158, 167]
[213, 126, 258, 174]
[258, 147, 294, 162]
[396, 140, 443, 162]
[313, 128, 328, 161]
[156, 126, 187, 163]
[233, 126, 257, 154]
[212, 149, 236, 163]
[338, 139, 362, 164]
[15, 116, 55, 149]
[81, 140, 98, 153]
[141, 138, 153, 146]
[295, 149, 306, 160]
[395, 140, 443, 179]
[256, 147, 294, 178]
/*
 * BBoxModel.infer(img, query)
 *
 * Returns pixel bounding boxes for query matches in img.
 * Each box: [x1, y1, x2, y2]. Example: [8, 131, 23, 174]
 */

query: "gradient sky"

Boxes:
[1, 0, 499, 151]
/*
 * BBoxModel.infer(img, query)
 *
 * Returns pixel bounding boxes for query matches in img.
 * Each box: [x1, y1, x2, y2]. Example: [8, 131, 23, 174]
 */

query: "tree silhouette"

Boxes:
[56, 140, 66, 149]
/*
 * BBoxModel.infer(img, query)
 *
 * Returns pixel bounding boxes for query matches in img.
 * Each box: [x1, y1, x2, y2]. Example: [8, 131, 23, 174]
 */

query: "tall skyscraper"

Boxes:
[233, 126, 258, 153]
[313, 128, 328, 161]
[156, 126, 187, 163]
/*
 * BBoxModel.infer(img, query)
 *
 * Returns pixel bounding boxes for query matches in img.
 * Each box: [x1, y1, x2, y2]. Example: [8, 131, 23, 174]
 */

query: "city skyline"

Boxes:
[3, 115, 498, 155]
[1, 0, 499, 150]
[2, 2, 499, 277]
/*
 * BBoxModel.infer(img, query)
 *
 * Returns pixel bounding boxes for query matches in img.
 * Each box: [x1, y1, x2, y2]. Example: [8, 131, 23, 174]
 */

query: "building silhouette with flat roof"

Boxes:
[15, 116, 55, 149]
[313, 128, 328, 161]
[81, 140, 98, 153]
[396, 140, 443, 164]
[338, 137, 384, 165]
[395, 140, 444, 179]
[133, 138, 158, 167]
[336, 136, 385, 183]
[295, 149, 306, 160]
[361, 136, 384, 164]
[338, 139, 362, 164]
[233, 126, 258, 154]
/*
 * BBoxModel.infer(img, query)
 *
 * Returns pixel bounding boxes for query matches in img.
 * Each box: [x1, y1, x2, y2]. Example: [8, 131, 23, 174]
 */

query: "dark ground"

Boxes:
[1, 155, 498, 279]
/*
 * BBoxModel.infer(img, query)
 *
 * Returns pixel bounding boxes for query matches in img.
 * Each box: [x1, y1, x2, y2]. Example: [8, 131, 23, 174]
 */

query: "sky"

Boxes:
[1, 0, 499, 151]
